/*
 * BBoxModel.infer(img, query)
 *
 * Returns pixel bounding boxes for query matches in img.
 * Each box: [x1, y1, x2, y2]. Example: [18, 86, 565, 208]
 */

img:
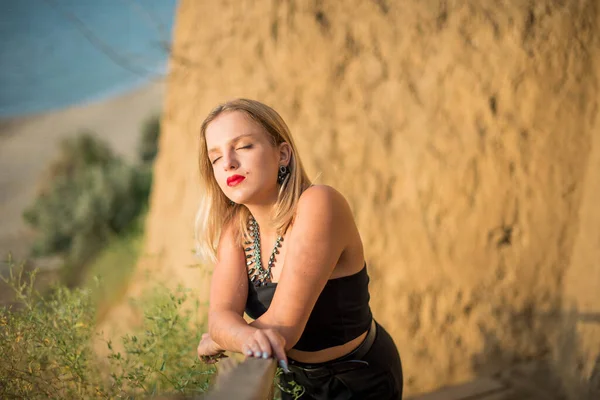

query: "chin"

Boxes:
[231, 189, 268, 206]
[227, 190, 252, 205]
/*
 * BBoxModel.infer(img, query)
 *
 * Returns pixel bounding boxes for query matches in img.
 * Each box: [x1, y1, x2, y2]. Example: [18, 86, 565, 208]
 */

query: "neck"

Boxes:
[243, 188, 280, 236]
[245, 204, 277, 236]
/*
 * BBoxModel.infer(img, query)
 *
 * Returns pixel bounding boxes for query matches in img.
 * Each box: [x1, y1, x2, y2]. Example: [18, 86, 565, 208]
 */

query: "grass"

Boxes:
[82, 211, 146, 322]
[0, 245, 215, 399]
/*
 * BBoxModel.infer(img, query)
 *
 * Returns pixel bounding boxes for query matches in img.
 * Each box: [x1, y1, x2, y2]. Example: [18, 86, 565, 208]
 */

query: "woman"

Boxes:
[195, 99, 403, 399]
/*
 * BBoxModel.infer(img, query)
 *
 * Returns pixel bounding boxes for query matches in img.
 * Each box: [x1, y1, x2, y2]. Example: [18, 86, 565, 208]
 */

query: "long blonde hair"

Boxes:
[195, 99, 312, 263]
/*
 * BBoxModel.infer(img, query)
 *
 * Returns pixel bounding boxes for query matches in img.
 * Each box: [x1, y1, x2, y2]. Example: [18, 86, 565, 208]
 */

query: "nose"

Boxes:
[222, 151, 239, 171]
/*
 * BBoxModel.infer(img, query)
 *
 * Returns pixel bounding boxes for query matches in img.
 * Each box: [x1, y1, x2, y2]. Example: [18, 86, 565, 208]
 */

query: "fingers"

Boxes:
[197, 339, 204, 359]
[197, 332, 226, 363]
[197, 333, 209, 358]
[242, 329, 288, 369]
[242, 330, 270, 359]
[263, 329, 287, 365]
[255, 330, 273, 358]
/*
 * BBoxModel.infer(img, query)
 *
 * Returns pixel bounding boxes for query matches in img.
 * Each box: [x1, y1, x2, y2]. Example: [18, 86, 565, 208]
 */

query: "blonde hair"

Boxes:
[195, 99, 312, 263]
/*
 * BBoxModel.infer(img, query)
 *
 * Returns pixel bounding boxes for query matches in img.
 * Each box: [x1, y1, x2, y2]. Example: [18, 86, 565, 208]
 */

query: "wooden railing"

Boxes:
[205, 357, 277, 400]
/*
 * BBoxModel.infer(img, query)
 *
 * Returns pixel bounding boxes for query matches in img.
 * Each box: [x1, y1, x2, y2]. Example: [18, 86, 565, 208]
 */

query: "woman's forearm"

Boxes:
[251, 314, 300, 351]
[208, 311, 257, 353]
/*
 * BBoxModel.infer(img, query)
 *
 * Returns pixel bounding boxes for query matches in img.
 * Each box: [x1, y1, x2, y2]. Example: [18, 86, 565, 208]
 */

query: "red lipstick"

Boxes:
[227, 174, 245, 187]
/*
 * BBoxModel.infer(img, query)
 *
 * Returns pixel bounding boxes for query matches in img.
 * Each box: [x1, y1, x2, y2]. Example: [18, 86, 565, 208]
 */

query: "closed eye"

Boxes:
[211, 144, 251, 165]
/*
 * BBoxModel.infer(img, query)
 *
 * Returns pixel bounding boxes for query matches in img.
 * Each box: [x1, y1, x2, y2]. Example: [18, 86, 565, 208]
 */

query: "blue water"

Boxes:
[0, 0, 178, 118]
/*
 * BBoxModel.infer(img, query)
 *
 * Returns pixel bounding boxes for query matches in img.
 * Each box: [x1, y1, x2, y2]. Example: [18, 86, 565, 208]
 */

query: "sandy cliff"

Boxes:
[105, 1, 600, 396]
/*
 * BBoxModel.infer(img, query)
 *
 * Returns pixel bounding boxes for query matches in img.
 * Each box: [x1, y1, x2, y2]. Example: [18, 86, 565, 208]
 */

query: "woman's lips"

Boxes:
[227, 175, 245, 187]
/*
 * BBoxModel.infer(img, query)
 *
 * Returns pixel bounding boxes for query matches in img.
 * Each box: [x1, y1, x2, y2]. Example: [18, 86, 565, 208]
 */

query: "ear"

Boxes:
[278, 142, 292, 166]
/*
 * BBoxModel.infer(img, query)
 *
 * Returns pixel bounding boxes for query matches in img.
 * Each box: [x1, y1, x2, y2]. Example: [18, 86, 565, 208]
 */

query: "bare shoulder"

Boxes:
[298, 184, 350, 210]
[295, 185, 354, 226]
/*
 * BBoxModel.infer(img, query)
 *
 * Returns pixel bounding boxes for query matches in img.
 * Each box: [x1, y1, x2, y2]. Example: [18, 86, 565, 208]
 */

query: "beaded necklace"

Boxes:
[245, 215, 283, 287]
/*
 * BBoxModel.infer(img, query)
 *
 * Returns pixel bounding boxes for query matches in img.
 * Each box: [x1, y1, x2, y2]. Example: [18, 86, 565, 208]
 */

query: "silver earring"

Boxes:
[277, 165, 289, 184]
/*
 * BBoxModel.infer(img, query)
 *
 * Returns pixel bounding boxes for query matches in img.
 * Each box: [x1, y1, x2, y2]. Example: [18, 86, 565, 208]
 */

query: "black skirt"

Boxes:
[279, 321, 403, 400]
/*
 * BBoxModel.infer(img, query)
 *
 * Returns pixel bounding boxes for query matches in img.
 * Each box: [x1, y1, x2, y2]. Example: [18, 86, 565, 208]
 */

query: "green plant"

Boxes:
[0, 257, 214, 399]
[105, 285, 213, 397]
[42, 132, 116, 183]
[139, 114, 161, 164]
[274, 368, 305, 400]
[23, 133, 150, 271]
[83, 211, 145, 316]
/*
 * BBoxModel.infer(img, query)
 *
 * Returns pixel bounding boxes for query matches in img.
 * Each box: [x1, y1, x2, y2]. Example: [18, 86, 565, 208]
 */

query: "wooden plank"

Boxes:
[205, 357, 276, 400]
[407, 377, 511, 400]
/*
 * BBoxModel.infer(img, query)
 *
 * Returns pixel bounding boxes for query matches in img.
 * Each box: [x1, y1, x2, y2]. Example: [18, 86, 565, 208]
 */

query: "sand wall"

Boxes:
[561, 81, 600, 397]
[112, 1, 600, 396]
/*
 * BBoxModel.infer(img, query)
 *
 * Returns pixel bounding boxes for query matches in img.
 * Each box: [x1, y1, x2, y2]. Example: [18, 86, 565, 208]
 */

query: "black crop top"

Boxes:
[245, 264, 373, 352]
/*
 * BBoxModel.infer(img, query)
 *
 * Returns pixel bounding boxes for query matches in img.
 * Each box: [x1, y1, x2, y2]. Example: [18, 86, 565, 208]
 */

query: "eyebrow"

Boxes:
[207, 133, 255, 154]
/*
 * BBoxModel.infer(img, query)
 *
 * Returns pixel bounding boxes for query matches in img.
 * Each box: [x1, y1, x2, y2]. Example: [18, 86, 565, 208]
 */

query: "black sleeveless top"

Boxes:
[245, 264, 373, 351]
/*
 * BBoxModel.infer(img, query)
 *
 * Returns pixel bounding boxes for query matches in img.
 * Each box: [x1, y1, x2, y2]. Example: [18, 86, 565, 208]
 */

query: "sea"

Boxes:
[0, 0, 178, 118]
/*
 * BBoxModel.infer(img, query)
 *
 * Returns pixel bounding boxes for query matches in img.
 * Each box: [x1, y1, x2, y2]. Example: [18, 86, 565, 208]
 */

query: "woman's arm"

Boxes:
[250, 185, 354, 350]
[206, 219, 288, 363]
[207, 221, 257, 352]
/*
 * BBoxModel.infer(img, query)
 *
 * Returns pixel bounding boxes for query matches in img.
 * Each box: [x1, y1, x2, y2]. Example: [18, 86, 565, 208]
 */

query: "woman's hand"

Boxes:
[242, 328, 288, 367]
[197, 332, 227, 364]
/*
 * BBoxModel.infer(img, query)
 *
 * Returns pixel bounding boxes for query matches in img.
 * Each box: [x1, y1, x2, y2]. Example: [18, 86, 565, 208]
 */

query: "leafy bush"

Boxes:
[0, 259, 213, 399]
[139, 114, 161, 165]
[42, 131, 116, 182]
[23, 133, 151, 270]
